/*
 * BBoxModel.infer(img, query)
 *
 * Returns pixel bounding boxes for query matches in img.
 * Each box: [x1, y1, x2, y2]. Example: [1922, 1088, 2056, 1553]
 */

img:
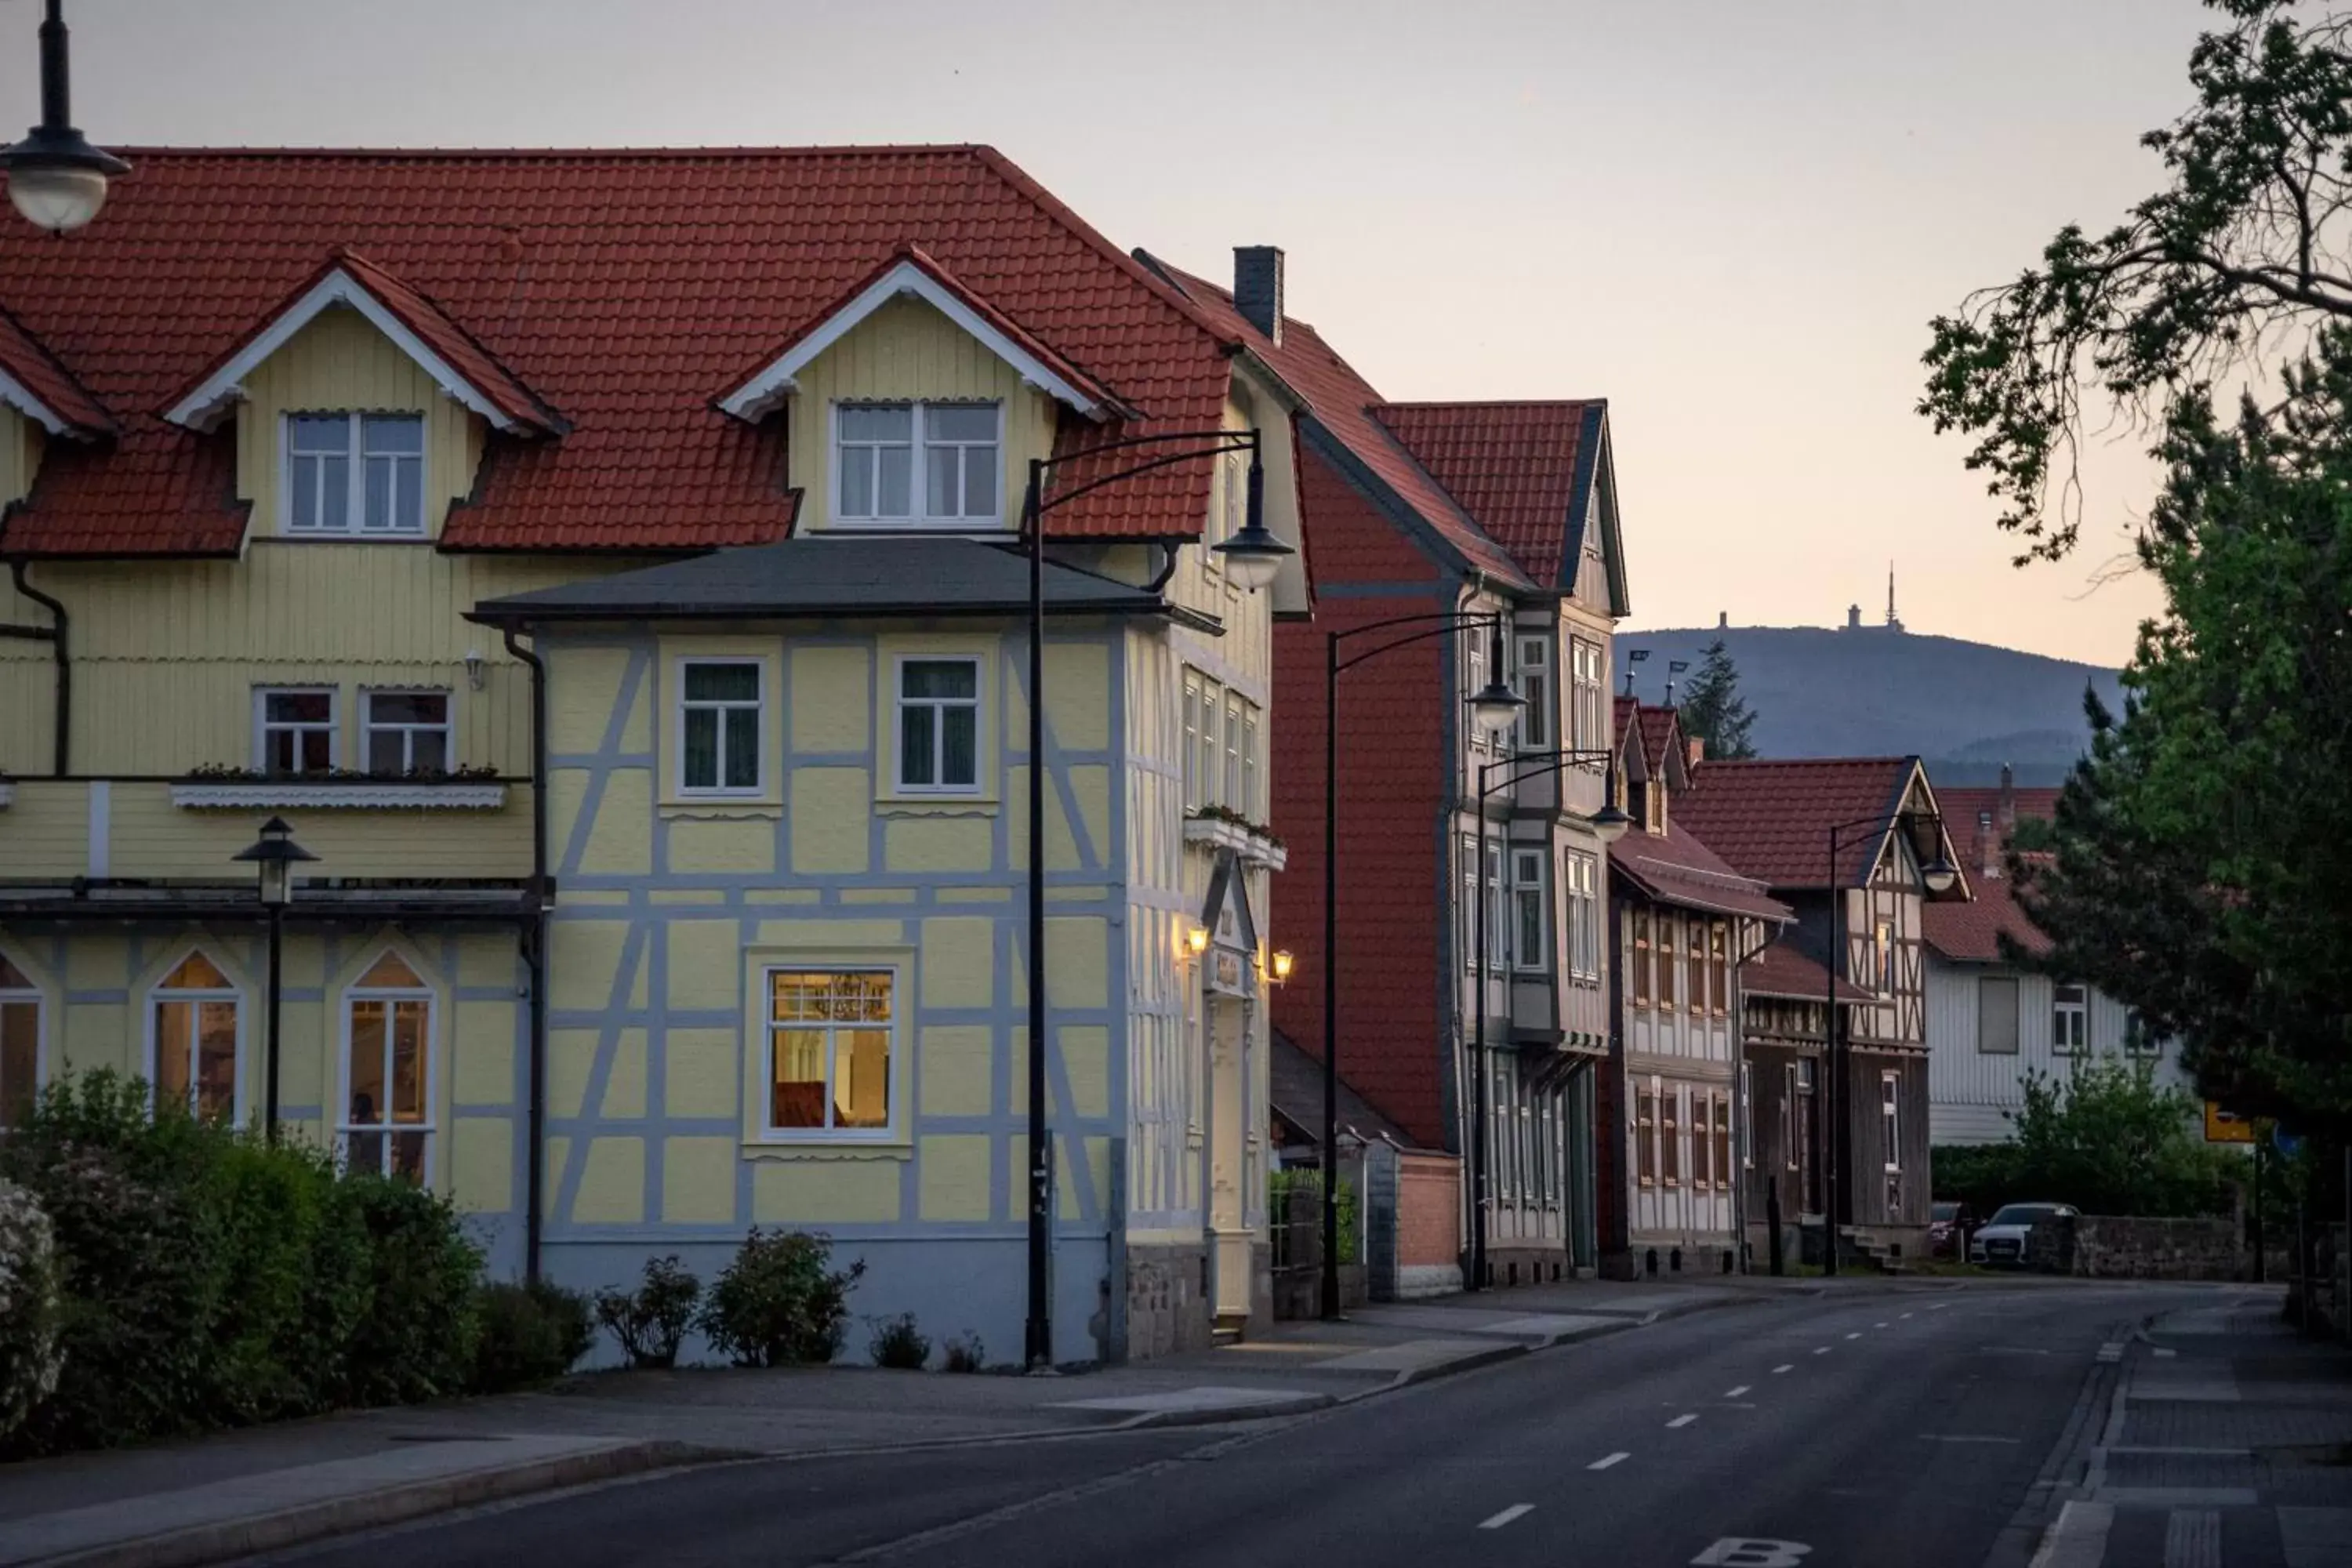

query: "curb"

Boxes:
[33, 1440, 726, 1568]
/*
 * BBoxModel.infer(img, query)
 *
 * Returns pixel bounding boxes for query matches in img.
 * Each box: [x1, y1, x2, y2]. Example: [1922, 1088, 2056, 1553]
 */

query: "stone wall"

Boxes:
[2027, 1214, 2245, 1281]
[1126, 1241, 1213, 1359]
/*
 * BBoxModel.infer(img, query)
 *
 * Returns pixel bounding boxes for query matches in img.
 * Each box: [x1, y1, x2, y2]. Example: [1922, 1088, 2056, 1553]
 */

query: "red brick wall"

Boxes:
[1397, 1151, 1463, 1269]
[1270, 448, 1456, 1147]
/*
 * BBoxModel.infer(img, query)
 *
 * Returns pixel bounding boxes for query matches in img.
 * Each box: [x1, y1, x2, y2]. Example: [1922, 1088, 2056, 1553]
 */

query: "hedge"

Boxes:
[0, 1070, 585, 1454]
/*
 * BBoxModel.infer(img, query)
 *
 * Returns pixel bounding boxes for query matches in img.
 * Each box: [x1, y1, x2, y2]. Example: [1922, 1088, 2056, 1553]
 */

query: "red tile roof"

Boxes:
[0, 146, 1236, 556]
[0, 303, 112, 437]
[1922, 871, 2053, 964]
[1673, 757, 1923, 889]
[1142, 260, 1535, 589]
[1743, 938, 1877, 1003]
[1613, 819, 1791, 924]
[1372, 401, 1599, 588]
[1936, 786, 2062, 829]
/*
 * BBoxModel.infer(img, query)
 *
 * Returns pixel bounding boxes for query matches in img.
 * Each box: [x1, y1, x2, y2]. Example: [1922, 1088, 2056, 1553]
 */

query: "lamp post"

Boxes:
[1471, 720, 1632, 1289]
[233, 816, 316, 1142]
[1319, 610, 1522, 1316]
[1, 0, 129, 234]
[1018, 427, 1288, 1370]
[1818, 810, 1955, 1276]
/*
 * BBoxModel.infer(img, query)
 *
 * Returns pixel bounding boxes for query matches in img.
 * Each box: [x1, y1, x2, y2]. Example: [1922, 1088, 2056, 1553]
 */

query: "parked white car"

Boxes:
[1969, 1202, 2079, 1267]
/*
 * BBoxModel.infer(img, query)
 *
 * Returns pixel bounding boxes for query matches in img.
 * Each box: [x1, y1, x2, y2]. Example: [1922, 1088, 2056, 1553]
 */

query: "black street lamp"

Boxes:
[1319, 610, 1522, 1317]
[1, 1, 129, 234]
[1818, 810, 1955, 1276]
[1018, 428, 1288, 1370]
[233, 815, 316, 1142]
[1471, 724, 1631, 1290]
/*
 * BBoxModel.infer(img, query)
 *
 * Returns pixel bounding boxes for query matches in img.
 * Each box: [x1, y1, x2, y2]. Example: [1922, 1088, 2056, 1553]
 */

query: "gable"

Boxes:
[1569, 418, 1631, 617]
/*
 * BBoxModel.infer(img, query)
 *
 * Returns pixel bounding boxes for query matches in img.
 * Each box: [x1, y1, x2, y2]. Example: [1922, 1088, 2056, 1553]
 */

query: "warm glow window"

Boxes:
[151, 953, 239, 1121]
[766, 969, 895, 1138]
[343, 952, 432, 1181]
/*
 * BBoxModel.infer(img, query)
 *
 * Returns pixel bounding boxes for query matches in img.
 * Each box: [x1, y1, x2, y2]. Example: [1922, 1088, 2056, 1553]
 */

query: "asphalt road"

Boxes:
[268, 1283, 2224, 1568]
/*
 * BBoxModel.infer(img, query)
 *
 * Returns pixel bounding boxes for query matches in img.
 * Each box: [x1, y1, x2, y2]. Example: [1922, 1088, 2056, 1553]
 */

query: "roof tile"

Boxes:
[1373, 401, 1597, 586]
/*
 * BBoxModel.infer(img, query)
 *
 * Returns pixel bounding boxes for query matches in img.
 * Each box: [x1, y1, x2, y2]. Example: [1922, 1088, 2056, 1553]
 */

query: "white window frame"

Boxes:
[0, 955, 42, 1127]
[282, 411, 427, 536]
[1223, 691, 1246, 811]
[1881, 1069, 1902, 1173]
[2053, 983, 2089, 1055]
[1181, 672, 1205, 811]
[338, 954, 437, 1181]
[832, 401, 1004, 528]
[361, 688, 453, 776]
[1241, 702, 1261, 819]
[677, 657, 765, 797]
[1514, 633, 1551, 750]
[1570, 637, 1603, 748]
[1461, 833, 1480, 975]
[1484, 840, 1508, 973]
[1467, 626, 1492, 754]
[893, 655, 983, 796]
[1511, 847, 1548, 974]
[253, 686, 339, 775]
[145, 949, 245, 1123]
[760, 964, 901, 1142]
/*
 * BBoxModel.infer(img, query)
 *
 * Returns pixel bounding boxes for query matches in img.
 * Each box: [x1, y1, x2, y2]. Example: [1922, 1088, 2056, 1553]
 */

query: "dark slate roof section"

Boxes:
[467, 535, 1185, 625]
[1268, 1029, 1421, 1151]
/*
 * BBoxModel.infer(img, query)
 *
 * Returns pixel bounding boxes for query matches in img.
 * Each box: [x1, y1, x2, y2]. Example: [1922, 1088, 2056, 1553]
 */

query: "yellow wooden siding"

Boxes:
[7, 549, 649, 777]
[1, 780, 534, 880]
[235, 306, 481, 540]
[786, 296, 1056, 534]
[0, 408, 38, 507]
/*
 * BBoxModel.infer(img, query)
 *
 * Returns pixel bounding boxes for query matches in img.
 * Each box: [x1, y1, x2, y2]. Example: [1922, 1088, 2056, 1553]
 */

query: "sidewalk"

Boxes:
[2028, 1289, 2352, 1567]
[0, 1276, 1746, 1568]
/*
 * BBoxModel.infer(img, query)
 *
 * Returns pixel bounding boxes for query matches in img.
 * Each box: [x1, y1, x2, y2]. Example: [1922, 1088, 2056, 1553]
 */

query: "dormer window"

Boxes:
[835, 401, 1000, 528]
[286, 412, 425, 535]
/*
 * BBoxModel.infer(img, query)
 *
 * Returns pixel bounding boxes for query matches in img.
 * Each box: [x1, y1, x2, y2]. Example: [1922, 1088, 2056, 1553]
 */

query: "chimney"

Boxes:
[1998, 764, 2016, 837]
[1686, 736, 1706, 769]
[1233, 246, 1284, 347]
[1978, 809, 1999, 880]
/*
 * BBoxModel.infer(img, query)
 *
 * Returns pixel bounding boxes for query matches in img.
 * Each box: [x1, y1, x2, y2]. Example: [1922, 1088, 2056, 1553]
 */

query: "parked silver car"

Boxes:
[1969, 1203, 2078, 1266]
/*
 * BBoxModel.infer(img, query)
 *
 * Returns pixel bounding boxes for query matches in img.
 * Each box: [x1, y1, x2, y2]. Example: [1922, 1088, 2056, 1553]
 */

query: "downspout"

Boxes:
[4, 560, 67, 775]
[503, 626, 550, 1285]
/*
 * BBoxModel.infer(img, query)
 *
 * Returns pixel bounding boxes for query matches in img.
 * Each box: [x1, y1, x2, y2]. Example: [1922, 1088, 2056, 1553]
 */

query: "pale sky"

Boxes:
[3, 0, 2211, 664]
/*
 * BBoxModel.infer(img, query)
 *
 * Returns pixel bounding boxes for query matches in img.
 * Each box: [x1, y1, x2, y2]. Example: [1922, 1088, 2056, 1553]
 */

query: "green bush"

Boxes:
[339, 1175, 482, 1405]
[1269, 1168, 1359, 1265]
[697, 1229, 865, 1367]
[1933, 1055, 2243, 1218]
[594, 1254, 702, 1369]
[867, 1312, 929, 1370]
[0, 1070, 490, 1454]
[472, 1279, 594, 1392]
[940, 1331, 985, 1374]
[0, 1177, 63, 1440]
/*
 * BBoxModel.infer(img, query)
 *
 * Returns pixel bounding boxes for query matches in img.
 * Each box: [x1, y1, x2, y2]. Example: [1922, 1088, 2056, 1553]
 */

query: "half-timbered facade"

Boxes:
[1599, 702, 1788, 1278]
[1675, 757, 1968, 1261]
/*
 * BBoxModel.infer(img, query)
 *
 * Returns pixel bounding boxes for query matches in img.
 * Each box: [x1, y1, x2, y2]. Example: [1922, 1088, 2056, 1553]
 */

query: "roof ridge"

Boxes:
[107, 143, 1000, 160]
[1376, 397, 1605, 412]
[967, 151, 1241, 359]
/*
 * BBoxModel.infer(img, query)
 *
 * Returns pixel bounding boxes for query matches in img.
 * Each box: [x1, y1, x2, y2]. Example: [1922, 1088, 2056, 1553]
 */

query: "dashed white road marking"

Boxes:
[1725, 1385, 1751, 1399]
[1813, 1345, 1832, 1355]
[1875, 1321, 1889, 1329]
[1478, 1504, 1534, 1530]
[1929, 1301, 1951, 1311]
[1845, 1331, 1862, 1341]
[1668, 1414, 1698, 1428]
[1900, 1312, 1915, 1319]
[1773, 1363, 1795, 1374]
[2096, 1342, 2125, 1363]
[1589, 1451, 1630, 1471]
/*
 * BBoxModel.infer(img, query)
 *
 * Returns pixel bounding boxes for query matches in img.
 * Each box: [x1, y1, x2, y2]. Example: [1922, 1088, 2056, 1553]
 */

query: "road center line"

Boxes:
[1845, 1331, 1862, 1340]
[1919, 1433, 2022, 1444]
[1478, 1504, 1534, 1530]
[1900, 1311, 1914, 1319]
[1773, 1364, 1795, 1374]
[1930, 1301, 1951, 1310]
[1724, 1385, 1751, 1398]
[1588, 1451, 1630, 1471]
[1813, 1346, 1831, 1355]
[1875, 1321, 1889, 1328]
[1667, 1414, 1697, 1428]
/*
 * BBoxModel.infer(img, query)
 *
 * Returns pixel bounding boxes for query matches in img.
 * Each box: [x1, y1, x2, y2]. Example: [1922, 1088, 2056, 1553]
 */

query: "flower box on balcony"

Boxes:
[169, 768, 508, 811]
[1183, 808, 1288, 872]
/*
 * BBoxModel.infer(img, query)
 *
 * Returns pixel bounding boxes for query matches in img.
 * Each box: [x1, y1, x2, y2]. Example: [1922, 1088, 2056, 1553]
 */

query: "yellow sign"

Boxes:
[2205, 1102, 2256, 1144]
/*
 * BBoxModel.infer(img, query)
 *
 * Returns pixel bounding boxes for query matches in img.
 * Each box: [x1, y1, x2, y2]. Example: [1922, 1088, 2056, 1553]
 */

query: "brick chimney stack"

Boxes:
[1998, 763, 2016, 837]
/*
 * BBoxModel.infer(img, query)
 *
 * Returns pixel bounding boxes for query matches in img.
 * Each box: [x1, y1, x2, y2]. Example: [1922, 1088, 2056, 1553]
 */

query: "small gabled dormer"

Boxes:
[161, 251, 560, 546]
[717, 247, 1120, 537]
[0, 302, 114, 510]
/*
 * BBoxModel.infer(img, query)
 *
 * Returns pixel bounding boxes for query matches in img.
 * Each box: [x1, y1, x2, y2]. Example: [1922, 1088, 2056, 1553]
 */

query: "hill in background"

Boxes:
[1617, 617, 2122, 786]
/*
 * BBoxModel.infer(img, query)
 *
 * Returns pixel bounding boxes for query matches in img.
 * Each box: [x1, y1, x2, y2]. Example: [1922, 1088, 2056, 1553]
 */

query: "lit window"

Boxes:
[0, 954, 38, 1129]
[364, 691, 450, 775]
[680, 659, 762, 794]
[2053, 983, 2088, 1054]
[1881, 1071, 1901, 1172]
[257, 688, 336, 776]
[343, 952, 432, 1182]
[287, 412, 425, 535]
[151, 952, 239, 1121]
[897, 658, 980, 793]
[765, 969, 895, 1137]
[837, 402, 1000, 525]
[1512, 848, 1548, 972]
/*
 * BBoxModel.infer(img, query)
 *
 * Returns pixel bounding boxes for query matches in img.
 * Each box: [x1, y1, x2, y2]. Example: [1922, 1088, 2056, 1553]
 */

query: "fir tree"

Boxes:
[1675, 639, 1757, 760]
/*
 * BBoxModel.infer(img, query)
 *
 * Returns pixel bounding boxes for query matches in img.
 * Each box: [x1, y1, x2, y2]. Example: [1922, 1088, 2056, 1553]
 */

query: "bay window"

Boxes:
[1512, 848, 1548, 972]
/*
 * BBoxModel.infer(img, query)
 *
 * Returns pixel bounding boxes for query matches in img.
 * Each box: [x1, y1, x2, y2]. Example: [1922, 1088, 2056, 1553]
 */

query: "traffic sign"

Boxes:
[2204, 1102, 2256, 1144]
